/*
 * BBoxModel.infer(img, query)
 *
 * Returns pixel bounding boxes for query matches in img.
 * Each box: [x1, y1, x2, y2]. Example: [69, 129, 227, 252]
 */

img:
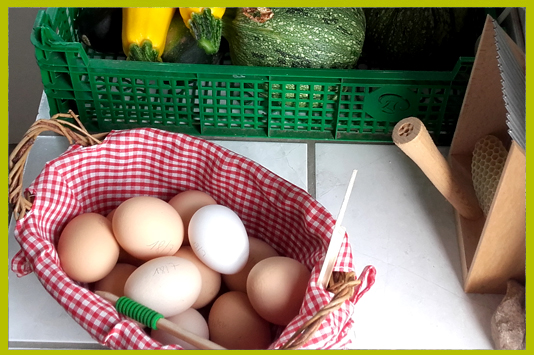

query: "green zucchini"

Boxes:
[77, 8, 123, 54]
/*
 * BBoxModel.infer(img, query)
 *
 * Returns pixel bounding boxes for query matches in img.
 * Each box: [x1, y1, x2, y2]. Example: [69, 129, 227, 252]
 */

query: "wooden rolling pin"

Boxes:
[392, 117, 483, 220]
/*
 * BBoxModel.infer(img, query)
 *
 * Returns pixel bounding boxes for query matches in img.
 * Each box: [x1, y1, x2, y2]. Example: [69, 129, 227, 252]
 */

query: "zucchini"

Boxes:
[122, 8, 175, 62]
[179, 7, 226, 55]
[162, 11, 224, 64]
[77, 8, 123, 54]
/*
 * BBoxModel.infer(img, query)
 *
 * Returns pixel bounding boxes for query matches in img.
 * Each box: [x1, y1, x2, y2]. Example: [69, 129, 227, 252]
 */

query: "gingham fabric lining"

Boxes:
[11, 128, 374, 349]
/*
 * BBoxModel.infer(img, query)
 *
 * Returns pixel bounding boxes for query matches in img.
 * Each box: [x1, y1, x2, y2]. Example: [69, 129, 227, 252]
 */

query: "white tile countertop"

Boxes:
[314, 144, 504, 349]
[8, 95, 504, 349]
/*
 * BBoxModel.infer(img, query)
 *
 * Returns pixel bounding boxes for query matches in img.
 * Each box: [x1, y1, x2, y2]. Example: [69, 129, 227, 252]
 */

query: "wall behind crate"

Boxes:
[8, 8, 46, 144]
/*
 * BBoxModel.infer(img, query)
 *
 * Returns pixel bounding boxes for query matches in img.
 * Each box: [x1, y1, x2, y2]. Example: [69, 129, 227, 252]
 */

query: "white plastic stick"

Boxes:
[317, 169, 358, 289]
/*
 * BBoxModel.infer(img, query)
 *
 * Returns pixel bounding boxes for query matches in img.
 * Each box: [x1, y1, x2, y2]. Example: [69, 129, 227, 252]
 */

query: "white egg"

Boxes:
[188, 205, 249, 275]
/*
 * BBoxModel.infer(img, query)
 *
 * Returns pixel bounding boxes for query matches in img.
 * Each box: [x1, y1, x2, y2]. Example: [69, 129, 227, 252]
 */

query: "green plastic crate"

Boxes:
[31, 7, 476, 144]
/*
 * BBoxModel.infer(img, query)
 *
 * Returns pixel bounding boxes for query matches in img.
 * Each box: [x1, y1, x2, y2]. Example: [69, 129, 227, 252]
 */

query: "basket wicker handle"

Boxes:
[8, 110, 107, 220]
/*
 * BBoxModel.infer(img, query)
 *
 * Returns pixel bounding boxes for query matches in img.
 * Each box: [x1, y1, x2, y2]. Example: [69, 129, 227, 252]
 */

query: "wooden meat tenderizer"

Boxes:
[392, 117, 483, 221]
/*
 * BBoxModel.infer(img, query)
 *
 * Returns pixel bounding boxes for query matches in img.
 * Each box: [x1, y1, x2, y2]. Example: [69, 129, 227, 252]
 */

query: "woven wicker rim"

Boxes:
[7, 110, 361, 349]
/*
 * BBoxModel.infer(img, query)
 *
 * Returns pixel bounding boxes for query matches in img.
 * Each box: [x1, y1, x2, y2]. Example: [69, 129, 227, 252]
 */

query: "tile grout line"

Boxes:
[307, 142, 316, 199]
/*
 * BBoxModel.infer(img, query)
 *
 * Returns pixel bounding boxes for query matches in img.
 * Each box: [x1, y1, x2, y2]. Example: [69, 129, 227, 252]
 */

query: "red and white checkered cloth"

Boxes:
[11, 128, 375, 349]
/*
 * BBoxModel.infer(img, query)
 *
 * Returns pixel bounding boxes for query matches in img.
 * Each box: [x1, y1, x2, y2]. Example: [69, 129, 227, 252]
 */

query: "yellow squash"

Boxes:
[179, 7, 226, 55]
[179, 7, 226, 23]
[122, 8, 176, 61]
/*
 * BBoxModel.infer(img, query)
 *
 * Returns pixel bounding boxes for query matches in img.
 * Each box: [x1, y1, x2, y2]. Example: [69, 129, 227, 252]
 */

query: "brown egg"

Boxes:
[108, 210, 144, 266]
[94, 263, 137, 297]
[117, 247, 145, 267]
[222, 237, 279, 293]
[106, 208, 117, 222]
[168, 190, 216, 245]
[246, 256, 310, 326]
[208, 291, 271, 350]
[57, 212, 120, 283]
[151, 308, 209, 349]
[173, 246, 221, 309]
[112, 196, 184, 261]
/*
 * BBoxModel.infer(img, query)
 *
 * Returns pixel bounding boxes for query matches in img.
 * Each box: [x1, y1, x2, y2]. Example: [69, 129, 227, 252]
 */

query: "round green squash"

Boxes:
[361, 8, 486, 71]
[222, 7, 366, 69]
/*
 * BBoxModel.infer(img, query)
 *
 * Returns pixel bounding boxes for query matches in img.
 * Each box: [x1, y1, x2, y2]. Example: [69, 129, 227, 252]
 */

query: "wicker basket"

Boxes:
[8, 111, 376, 349]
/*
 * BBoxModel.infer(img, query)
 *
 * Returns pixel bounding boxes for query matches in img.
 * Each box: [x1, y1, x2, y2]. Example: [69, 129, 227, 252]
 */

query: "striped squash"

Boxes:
[223, 7, 366, 69]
